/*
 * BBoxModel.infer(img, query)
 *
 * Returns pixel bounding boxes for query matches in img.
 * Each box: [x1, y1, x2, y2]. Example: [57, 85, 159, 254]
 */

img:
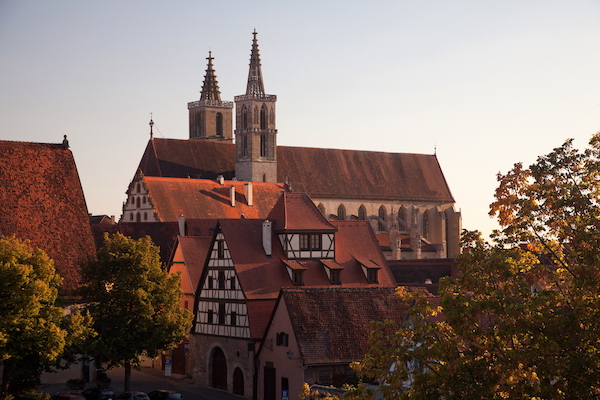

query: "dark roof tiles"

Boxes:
[0, 141, 96, 294]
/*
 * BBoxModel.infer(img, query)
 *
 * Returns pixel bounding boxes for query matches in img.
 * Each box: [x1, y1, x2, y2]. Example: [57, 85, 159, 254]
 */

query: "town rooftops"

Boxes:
[275, 287, 411, 365]
[0, 140, 96, 294]
[137, 138, 455, 203]
[134, 176, 286, 221]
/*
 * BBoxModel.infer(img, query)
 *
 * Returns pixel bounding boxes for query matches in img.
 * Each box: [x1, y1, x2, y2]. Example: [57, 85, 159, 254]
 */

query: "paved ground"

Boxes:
[42, 366, 242, 400]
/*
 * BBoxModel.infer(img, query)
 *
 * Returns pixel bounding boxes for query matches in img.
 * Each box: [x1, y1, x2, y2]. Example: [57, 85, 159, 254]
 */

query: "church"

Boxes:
[122, 30, 461, 260]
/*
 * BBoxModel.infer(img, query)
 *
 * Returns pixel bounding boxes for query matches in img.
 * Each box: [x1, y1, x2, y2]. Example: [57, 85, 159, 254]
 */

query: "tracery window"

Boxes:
[358, 205, 366, 220]
[378, 206, 386, 232]
[337, 204, 346, 221]
[216, 112, 223, 136]
[260, 104, 267, 129]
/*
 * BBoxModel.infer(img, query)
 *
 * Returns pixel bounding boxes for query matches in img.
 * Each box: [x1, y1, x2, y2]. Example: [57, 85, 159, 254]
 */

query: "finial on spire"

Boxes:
[149, 113, 154, 139]
[62, 135, 69, 149]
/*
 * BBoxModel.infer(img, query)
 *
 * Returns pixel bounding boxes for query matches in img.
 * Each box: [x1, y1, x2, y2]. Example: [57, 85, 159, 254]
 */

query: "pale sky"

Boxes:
[1, 1, 599, 238]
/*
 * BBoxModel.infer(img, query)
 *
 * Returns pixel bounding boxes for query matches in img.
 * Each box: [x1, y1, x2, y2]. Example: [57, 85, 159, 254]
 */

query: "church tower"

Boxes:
[188, 52, 233, 142]
[235, 30, 278, 182]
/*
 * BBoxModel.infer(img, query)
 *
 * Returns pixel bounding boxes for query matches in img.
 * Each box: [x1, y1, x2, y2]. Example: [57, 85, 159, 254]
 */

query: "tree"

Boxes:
[354, 133, 600, 399]
[79, 233, 193, 392]
[0, 236, 93, 398]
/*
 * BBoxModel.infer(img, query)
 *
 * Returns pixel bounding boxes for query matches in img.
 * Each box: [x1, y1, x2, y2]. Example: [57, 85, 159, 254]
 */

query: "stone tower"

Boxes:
[188, 52, 234, 142]
[235, 30, 277, 182]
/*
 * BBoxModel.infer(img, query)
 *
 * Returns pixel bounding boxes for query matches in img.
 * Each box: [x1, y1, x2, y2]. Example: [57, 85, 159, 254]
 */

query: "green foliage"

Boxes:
[0, 236, 93, 397]
[355, 133, 600, 399]
[79, 233, 192, 372]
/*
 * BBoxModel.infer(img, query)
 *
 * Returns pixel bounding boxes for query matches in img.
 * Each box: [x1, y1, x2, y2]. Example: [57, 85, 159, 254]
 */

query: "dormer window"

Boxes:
[358, 259, 381, 284]
[283, 260, 307, 286]
[321, 259, 344, 285]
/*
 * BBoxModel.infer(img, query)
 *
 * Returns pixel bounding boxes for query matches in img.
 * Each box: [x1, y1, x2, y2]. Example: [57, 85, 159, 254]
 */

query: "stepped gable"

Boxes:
[144, 177, 286, 221]
[277, 146, 454, 202]
[0, 140, 96, 294]
[281, 287, 410, 364]
[266, 192, 337, 232]
[138, 138, 235, 179]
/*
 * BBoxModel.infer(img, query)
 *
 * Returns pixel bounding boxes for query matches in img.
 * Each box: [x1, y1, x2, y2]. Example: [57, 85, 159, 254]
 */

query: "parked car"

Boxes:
[82, 388, 115, 400]
[116, 392, 149, 400]
[148, 391, 182, 400]
[51, 395, 86, 400]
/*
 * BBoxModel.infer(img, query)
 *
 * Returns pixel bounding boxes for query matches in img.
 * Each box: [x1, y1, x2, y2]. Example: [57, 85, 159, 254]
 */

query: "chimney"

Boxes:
[178, 214, 185, 236]
[245, 182, 253, 207]
[262, 220, 272, 256]
[217, 175, 225, 185]
[230, 185, 236, 207]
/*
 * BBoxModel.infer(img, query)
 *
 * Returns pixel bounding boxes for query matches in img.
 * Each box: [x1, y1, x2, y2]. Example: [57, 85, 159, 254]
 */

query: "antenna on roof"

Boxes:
[434, 142, 437, 156]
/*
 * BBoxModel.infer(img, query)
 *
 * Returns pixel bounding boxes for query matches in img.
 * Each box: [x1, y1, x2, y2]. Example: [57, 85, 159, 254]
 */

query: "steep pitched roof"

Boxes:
[136, 139, 455, 203]
[141, 177, 286, 221]
[281, 287, 410, 365]
[219, 218, 395, 302]
[177, 235, 213, 293]
[0, 140, 96, 294]
[266, 192, 336, 232]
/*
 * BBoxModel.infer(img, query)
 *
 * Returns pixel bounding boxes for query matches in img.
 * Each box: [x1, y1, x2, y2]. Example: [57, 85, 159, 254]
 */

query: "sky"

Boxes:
[1, 1, 599, 239]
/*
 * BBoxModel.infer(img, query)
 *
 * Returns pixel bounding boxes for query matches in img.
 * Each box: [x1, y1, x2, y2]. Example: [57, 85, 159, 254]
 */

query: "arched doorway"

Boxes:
[211, 347, 227, 390]
[233, 367, 244, 396]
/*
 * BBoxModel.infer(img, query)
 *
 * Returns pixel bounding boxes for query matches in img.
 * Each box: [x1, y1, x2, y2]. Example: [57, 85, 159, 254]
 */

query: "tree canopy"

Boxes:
[0, 236, 92, 398]
[79, 233, 193, 391]
[354, 134, 600, 399]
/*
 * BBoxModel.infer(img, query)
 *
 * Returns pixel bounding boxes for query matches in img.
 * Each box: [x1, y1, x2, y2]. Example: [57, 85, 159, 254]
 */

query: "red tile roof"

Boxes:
[142, 177, 286, 221]
[280, 287, 410, 365]
[137, 139, 455, 203]
[267, 192, 336, 232]
[177, 235, 213, 293]
[0, 140, 96, 294]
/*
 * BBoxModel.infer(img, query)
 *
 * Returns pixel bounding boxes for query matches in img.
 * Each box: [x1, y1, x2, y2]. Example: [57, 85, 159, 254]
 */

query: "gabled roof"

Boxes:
[177, 235, 213, 293]
[266, 192, 336, 232]
[218, 218, 395, 302]
[0, 140, 96, 294]
[280, 287, 410, 365]
[137, 139, 455, 203]
[139, 177, 286, 221]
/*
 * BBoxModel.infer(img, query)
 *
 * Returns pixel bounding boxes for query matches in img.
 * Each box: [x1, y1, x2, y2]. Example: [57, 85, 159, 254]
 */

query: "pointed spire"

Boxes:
[245, 30, 265, 97]
[200, 51, 222, 102]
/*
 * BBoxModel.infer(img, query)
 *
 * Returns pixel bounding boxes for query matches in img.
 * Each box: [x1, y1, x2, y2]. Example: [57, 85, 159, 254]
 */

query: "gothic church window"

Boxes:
[260, 104, 267, 129]
[242, 106, 248, 128]
[216, 113, 223, 136]
[378, 206, 386, 232]
[423, 211, 430, 239]
[242, 135, 248, 157]
[337, 204, 346, 221]
[260, 134, 267, 157]
[358, 205, 366, 220]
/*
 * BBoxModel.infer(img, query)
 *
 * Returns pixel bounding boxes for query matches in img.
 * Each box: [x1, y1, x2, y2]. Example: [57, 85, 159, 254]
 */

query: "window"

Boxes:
[253, 106, 258, 124]
[218, 271, 225, 289]
[136, 197, 141, 208]
[260, 134, 267, 157]
[208, 276, 214, 289]
[330, 270, 341, 285]
[216, 113, 223, 136]
[358, 205, 366, 220]
[217, 240, 225, 259]
[319, 370, 332, 386]
[242, 106, 248, 128]
[136, 212, 140, 222]
[130, 213, 134, 221]
[184, 301, 189, 310]
[143, 212, 147, 221]
[262, 173, 266, 182]
[276, 332, 289, 346]
[300, 234, 322, 251]
[207, 310, 214, 324]
[337, 204, 346, 221]
[142, 196, 146, 204]
[230, 276, 236, 290]
[422, 211, 430, 239]
[367, 269, 379, 284]
[242, 135, 248, 157]
[292, 270, 304, 286]
[231, 311, 237, 327]
[260, 104, 267, 129]
[378, 206, 386, 232]
[218, 303, 226, 325]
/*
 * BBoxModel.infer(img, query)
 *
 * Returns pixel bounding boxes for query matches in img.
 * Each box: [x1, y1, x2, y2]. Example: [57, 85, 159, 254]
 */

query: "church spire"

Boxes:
[200, 51, 222, 102]
[245, 29, 265, 97]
